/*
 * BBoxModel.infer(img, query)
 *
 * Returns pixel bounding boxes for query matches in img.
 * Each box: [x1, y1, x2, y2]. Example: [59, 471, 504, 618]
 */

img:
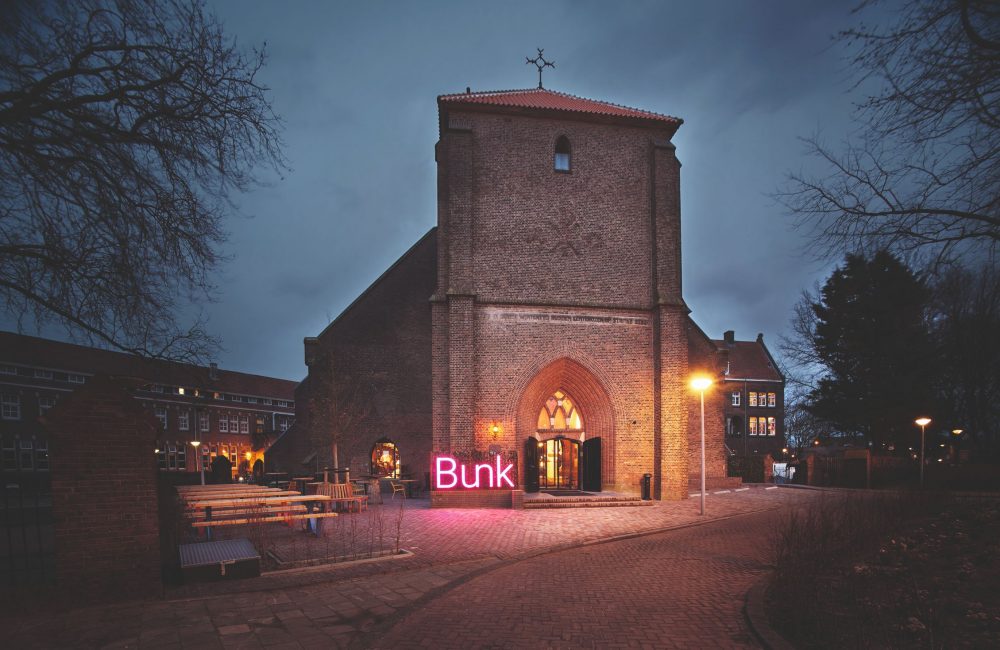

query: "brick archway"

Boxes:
[516, 357, 616, 487]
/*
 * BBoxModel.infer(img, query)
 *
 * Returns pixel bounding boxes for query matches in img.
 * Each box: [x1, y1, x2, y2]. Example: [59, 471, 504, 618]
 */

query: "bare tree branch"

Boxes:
[0, 0, 286, 361]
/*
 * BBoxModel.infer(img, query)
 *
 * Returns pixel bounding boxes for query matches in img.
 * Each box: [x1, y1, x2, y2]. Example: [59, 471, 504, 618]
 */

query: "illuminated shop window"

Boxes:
[371, 438, 400, 478]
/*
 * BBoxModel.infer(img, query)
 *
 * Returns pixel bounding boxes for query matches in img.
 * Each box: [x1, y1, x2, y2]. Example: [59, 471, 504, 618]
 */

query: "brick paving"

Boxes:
[5, 487, 819, 649]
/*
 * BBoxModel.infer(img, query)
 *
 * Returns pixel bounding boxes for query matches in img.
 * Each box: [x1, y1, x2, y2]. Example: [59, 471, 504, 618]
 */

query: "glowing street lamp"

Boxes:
[190, 439, 205, 485]
[914, 417, 931, 488]
[690, 375, 713, 515]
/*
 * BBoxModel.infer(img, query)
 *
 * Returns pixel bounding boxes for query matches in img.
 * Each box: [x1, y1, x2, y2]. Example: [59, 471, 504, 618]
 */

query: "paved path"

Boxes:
[368, 507, 783, 649]
[5, 487, 818, 649]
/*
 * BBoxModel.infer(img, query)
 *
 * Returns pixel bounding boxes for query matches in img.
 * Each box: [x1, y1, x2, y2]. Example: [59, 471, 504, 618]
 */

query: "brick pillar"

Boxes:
[45, 375, 162, 602]
[657, 305, 690, 500]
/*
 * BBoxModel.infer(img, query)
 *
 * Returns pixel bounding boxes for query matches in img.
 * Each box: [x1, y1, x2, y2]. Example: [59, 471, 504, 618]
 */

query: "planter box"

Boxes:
[179, 538, 260, 583]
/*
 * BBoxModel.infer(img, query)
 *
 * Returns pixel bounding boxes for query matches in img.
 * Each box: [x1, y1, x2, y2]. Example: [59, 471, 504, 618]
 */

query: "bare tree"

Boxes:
[0, 0, 285, 361]
[778, 0, 999, 262]
[305, 348, 375, 476]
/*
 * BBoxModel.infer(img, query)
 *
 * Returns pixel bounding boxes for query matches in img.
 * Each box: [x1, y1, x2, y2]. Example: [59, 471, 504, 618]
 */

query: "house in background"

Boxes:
[716, 330, 786, 459]
[0, 331, 298, 480]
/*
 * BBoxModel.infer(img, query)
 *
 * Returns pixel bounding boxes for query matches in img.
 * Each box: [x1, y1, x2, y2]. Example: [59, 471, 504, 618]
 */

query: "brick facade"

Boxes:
[46, 375, 162, 601]
[288, 87, 740, 502]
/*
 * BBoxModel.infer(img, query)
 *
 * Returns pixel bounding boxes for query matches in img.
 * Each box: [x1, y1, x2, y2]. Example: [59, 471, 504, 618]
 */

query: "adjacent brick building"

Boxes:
[716, 330, 786, 458]
[272, 86, 776, 500]
[0, 331, 298, 480]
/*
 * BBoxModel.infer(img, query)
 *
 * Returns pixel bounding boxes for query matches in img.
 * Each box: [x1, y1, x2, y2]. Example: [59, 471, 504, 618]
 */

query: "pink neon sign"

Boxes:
[435, 455, 515, 489]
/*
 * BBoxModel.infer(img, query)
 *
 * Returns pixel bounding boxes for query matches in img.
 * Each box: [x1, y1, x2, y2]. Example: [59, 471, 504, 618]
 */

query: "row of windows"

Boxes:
[1, 438, 49, 471]
[1, 364, 86, 384]
[156, 442, 251, 475]
[1, 393, 59, 419]
[749, 416, 777, 436]
[149, 384, 292, 408]
[730, 391, 777, 408]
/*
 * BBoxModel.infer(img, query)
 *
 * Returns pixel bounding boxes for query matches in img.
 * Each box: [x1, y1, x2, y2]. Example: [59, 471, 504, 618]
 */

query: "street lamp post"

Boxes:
[690, 376, 713, 515]
[190, 439, 205, 485]
[914, 417, 931, 488]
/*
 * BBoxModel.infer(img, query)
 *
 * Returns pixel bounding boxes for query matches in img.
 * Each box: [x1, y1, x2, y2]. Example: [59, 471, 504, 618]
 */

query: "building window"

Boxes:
[19, 440, 33, 470]
[178, 410, 189, 431]
[554, 135, 571, 172]
[157, 446, 167, 470]
[371, 439, 400, 478]
[731, 391, 741, 407]
[749, 392, 758, 407]
[213, 392, 222, 400]
[2, 439, 16, 470]
[67, 373, 85, 384]
[262, 398, 272, 406]
[536, 390, 583, 432]
[33, 369, 53, 380]
[768, 392, 776, 408]
[231, 395, 242, 402]
[768, 417, 776, 436]
[279, 419, 289, 433]
[152, 384, 164, 393]
[749, 417, 758, 436]
[199, 412, 209, 432]
[1, 393, 21, 420]
[255, 417, 264, 434]
[247, 397, 258, 404]
[0, 365, 17, 375]
[38, 394, 57, 414]
[239, 416, 249, 434]
[727, 415, 743, 437]
[219, 413, 229, 433]
[230, 414, 239, 433]
[35, 441, 49, 471]
[154, 406, 167, 429]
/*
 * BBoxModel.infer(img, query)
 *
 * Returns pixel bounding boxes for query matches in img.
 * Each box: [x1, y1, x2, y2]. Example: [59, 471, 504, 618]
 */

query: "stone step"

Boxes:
[523, 499, 654, 509]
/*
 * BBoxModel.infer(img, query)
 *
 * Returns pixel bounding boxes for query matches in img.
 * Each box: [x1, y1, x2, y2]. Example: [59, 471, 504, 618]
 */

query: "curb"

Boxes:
[743, 577, 795, 650]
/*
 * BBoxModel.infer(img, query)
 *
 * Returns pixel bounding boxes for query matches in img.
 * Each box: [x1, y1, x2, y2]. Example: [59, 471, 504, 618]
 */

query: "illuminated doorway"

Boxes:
[371, 438, 400, 478]
[539, 438, 579, 489]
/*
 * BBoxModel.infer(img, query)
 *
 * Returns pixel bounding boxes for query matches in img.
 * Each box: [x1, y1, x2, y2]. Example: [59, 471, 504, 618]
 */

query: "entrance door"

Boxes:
[581, 437, 602, 492]
[539, 438, 579, 490]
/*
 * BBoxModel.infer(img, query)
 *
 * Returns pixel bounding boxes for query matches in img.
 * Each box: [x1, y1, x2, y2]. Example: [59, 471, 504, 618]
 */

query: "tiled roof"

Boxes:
[438, 88, 682, 126]
[0, 331, 298, 399]
[713, 339, 783, 382]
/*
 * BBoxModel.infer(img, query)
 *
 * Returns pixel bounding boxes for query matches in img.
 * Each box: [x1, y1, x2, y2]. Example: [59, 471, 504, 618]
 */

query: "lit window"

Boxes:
[154, 406, 167, 429]
[239, 416, 249, 434]
[749, 392, 758, 407]
[371, 439, 400, 478]
[536, 390, 583, 431]
[213, 392, 221, 400]
[768, 417, 776, 436]
[1, 393, 21, 420]
[768, 392, 776, 408]
[33, 369, 52, 380]
[749, 417, 758, 436]
[554, 135, 571, 171]
[219, 413, 229, 433]
[38, 394, 57, 414]
[199, 412, 209, 432]
[255, 417, 264, 434]
[178, 410, 189, 431]
[731, 391, 741, 407]
[67, 373, 85, 384]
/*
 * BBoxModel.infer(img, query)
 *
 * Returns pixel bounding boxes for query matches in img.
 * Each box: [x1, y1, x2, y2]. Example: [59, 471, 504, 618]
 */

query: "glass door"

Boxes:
[539, 438, 579, 490]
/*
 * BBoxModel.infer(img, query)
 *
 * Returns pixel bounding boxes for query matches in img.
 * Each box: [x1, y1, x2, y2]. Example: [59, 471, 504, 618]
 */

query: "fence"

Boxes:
[0, 465, 54, 589]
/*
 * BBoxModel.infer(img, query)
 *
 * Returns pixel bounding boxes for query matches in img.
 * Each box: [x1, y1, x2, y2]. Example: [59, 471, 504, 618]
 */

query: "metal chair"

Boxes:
[390, 480, 406, 499]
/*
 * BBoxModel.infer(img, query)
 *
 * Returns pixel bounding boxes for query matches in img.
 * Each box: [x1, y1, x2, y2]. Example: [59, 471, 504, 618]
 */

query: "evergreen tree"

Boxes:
[807, 251, 935, 448]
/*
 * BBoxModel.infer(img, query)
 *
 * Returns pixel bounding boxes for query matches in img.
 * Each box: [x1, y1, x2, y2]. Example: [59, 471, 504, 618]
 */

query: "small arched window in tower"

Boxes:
[554, 136, 571, 172]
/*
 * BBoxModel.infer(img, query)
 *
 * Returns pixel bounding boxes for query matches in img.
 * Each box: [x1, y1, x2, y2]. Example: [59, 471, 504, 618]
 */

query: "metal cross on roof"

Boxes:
[526, 48, 555, 89]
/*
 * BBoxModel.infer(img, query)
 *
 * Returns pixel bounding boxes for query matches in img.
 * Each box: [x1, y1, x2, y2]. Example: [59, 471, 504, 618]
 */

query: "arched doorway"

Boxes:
[517, 359, 614, 493]
[370, 438, 400, 478]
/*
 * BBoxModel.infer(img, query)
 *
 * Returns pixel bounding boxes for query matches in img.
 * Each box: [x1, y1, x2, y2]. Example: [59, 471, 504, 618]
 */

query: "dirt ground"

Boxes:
[768, 496, 1000, 649]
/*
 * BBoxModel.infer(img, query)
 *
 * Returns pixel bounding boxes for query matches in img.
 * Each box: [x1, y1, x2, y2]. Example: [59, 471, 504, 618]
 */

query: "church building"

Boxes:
[269, 83, 770, 504]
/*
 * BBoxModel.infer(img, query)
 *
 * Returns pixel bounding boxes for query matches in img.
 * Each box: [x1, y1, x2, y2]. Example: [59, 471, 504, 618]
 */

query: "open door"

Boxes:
[581, 437, 602, 492]
[524, 437, 539, 493]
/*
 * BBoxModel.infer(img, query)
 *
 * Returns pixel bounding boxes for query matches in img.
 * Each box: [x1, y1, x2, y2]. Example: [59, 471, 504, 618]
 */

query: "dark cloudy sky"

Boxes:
[6, 0, 898, 381]
[196, 0, 888, 381]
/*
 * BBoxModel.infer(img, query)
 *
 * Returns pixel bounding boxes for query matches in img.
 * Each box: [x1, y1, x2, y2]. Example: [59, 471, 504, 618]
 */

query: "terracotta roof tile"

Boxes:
[713, 339, 783, 382]
[0, 331, 298, 399]
[438, 88, 682, 126]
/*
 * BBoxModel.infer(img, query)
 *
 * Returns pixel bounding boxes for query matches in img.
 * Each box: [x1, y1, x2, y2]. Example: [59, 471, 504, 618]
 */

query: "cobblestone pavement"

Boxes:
[6, 486, 819, 649]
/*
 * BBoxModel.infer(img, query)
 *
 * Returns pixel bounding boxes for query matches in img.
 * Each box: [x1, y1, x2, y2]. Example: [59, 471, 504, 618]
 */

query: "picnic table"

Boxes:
[177, 485, 336, 539]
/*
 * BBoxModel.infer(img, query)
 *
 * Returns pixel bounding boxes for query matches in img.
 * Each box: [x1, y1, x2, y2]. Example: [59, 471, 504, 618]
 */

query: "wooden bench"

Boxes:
[189, 512, 339, 528]
[316, 482, 367, 513]
[183, 504, 308, 520]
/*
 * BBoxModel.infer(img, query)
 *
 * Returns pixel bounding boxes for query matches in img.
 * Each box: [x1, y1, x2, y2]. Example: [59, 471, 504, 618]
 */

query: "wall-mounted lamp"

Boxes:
[489, 422, 503, 440]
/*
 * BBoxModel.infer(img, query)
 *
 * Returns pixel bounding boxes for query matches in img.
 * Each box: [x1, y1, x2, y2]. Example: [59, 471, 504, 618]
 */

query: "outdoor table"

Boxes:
[398, 479, 418, 497]
[185, 494, 335, 539]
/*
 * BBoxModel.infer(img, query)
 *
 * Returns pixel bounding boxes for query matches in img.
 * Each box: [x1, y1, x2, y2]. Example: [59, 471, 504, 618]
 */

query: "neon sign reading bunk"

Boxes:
[435, 455, 515, 489]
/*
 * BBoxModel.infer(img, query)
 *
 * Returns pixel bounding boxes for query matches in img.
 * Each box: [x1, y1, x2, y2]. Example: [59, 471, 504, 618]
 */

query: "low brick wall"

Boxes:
[430, 490, 515, 508]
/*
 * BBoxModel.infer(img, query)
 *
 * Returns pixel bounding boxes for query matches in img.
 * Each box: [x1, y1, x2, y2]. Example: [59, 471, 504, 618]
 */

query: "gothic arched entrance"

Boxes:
[516, 358, 615, 493]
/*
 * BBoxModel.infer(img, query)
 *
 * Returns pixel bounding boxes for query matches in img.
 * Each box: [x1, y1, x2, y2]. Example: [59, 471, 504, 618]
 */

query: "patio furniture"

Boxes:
[390, 480, 406, 499]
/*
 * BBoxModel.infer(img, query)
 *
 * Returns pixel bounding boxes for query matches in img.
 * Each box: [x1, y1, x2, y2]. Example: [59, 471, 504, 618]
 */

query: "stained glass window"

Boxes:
[536, 390, 583, 432]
